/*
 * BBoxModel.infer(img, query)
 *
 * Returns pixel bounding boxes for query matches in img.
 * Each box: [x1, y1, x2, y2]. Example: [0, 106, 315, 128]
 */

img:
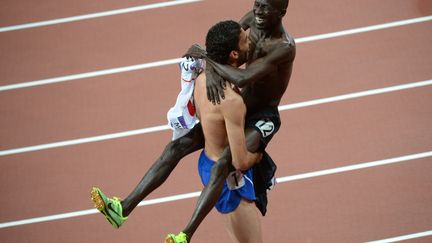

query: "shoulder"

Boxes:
[277, 33, 296, 52]
[222, 84, 243, 102]
[195, 72, 206, 88]
[268, 35, 296, 61]
[239, 11, 254, 30]
[193, 73, 207, 107]
[220, 84, 245, 111]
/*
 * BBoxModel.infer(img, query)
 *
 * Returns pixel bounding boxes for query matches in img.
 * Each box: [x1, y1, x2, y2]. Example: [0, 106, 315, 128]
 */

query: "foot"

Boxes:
[165, 232, 189, 243]
[90, 187, 128, 228]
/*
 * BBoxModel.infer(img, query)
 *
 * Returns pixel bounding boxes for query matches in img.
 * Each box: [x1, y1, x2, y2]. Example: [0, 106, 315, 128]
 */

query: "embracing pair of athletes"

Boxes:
[91, 1, 295, 242]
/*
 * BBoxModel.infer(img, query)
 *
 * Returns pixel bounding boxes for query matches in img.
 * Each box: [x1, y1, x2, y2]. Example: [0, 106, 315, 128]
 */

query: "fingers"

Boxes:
[217, 90, 225, 101]
[205, 66, 225, 104]
[207, 85, 221, 104]
[214, 87, 221, 104]
[216, 80, 225, 100]
[207, 84, 216, 105]
[216, 86, 225, 99]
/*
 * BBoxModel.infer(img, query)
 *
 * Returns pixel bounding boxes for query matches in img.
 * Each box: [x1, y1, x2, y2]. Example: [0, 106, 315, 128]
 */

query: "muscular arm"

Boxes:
[205, 42, 294, 88]
[239, 11, 254, 30]
[220, 91, 259, 170]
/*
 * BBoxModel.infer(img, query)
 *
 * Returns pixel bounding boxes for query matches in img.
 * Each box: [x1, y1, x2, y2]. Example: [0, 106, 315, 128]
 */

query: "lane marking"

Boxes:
[277, 79, 432, 111]
[0, 0, 203, 33]
[0, 191, 201, 229]
[0, 58, 182, 92]
[0, 124, 170, 156]
[276, 151, 432, 183]
[365, 230, 432, 243]
[1, 79, 431, 157]
[1, 150, 430, 229]
[1, 15, 431, 92]
[295, 15, 432, 43]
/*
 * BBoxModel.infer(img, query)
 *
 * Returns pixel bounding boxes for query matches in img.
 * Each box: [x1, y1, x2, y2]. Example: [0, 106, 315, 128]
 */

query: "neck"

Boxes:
[261, 21, 283, 38]
[228, 60, 240, 68]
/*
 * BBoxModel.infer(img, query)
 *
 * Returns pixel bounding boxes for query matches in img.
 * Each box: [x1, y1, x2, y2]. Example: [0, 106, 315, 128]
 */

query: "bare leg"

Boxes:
[181, 128, 261, 241]
[121, 125, 204, 216]
[224, 199, 263, 243]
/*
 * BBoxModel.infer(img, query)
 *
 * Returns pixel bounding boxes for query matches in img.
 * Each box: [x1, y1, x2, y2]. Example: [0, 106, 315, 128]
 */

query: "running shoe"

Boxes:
[165, 232, 188, 243]
[90, 187, 127, 228]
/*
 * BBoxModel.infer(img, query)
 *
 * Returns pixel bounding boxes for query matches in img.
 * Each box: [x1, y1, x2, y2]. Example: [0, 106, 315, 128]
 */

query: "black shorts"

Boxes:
[245, 106, 280, 216]
[245, 106, 281, 151]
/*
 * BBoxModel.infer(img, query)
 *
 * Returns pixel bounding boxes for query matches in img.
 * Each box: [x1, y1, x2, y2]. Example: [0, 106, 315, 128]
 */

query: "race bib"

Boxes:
[255, 120, 275, 138]
[226, 170, 245, 190]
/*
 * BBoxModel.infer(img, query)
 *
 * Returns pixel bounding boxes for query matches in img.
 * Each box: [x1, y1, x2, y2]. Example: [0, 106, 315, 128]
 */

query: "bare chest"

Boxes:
[248, 31, 279, 62]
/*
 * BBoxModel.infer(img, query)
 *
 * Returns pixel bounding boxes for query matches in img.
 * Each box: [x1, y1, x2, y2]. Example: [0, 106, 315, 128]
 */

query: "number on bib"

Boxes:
[226, 170, 245, 190]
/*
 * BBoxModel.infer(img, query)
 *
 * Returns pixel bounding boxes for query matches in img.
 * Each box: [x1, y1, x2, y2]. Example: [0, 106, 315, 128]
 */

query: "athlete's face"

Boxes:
[253, 0, 284, 30]
[235, 29, 250, 66]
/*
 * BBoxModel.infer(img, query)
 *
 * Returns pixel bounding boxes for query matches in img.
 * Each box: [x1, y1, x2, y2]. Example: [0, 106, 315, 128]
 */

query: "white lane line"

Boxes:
[295, 15, 432, 43]
[0, 58, 182, 92]
[365, 230, 432, 243]
[1, 79, 431, 157]
[0, 0, 203, 33]
[1, 150, 430, 229]
[0, 191, 201, 229]
[0, 15, 431, 92]
[277, 79, 432, 111]
[276, 151, 432, 183]
[0, 124, 170, 156]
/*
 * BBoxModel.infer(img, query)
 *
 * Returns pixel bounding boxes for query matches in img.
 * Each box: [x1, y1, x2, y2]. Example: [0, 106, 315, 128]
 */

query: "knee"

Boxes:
[159, 141, 182, 165]
[207, 164, 228, 189]
[211, 159, 230, 178]
[245, 128, 262, 153]
[162, 135, 200, 162]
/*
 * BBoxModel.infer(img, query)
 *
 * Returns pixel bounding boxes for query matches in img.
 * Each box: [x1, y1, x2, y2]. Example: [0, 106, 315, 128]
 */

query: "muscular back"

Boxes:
[194, 72, 250, 167]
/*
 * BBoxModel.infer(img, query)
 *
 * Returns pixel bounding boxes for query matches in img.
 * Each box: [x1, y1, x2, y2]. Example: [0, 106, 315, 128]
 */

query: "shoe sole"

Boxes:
[90, 187, 121, 228]
[165, 235, 175, 243]
[90, 187, 106, 211]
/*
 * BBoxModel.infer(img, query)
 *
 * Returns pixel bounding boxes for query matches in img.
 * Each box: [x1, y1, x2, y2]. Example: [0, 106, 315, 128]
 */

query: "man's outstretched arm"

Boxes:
[206, 42, 294, 88]
[239, 11, 254, 30]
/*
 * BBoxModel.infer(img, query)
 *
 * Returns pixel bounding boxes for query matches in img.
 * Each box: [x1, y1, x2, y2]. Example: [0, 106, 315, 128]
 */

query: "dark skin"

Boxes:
[120, 123, 204, 217]
[179, 0, 295, 241]
[117, 1, 294, 241]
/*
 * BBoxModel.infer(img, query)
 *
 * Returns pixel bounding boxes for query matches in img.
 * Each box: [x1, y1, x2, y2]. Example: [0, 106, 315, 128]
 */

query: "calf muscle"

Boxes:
[122, 126, 204, 216]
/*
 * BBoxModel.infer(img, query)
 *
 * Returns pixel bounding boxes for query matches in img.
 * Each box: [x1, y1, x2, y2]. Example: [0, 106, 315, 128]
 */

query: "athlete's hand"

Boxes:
[205, 65, 226, 105]
[183, 44, 207, 59]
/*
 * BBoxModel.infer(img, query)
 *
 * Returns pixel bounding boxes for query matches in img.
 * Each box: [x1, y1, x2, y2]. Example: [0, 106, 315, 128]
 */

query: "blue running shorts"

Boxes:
[198, 150, 256, 214]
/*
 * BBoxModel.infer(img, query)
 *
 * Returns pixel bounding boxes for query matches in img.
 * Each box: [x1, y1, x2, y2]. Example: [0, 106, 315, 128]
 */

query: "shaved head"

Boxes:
[269, 0, 288, 10]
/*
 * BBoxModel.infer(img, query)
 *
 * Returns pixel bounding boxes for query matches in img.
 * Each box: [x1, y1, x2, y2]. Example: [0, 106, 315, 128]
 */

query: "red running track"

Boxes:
[1, 0, 431, 242]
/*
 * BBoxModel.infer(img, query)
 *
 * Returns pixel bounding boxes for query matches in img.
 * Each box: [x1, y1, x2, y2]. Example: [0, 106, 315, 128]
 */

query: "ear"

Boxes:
[229, 50, 239, 61]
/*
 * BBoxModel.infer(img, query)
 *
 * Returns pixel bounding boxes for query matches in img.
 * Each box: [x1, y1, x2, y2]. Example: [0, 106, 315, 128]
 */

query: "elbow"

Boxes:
[233, 161, 249, 171]
[236, 76, 249, 88]
[228, 73, 250, 88]
[238, 164, 249, 171]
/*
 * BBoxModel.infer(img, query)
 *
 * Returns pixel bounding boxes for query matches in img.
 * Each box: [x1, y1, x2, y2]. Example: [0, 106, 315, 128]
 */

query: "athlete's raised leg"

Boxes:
[122, 124, 204, 216]
[91, 124, 204, 228]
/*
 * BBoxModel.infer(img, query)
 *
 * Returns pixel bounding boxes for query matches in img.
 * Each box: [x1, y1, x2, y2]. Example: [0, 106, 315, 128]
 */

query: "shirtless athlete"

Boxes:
[166, 20, 263, 243]
[91, 1, 295, 242]
[168, 0, 295, 241]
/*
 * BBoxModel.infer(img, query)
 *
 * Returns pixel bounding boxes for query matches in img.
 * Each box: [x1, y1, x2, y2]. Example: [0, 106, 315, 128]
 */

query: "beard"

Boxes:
[237, 49, 248, 67]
